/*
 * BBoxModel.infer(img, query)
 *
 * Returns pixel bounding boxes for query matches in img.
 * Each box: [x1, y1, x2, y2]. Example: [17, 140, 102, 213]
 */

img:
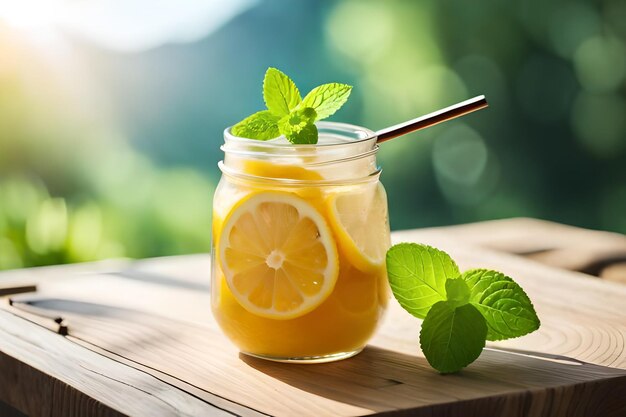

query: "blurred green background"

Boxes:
[1, 0, 625, 270]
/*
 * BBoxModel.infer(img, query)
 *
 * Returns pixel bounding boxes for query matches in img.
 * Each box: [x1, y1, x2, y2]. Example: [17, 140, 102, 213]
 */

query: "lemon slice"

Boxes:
[327, 184, 390, 272]
[240, 159, 325, 203]
[218, 192, 339, 319]
[241, 160, 323, 181]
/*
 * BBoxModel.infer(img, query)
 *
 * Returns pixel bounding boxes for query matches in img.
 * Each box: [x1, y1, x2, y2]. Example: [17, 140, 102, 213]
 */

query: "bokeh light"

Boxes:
[325, 1, 395, 66]
[571, 92, 626, 157]
[432, 124, 498, 206]
[548, 2, 600, 58]
[574, 35, 626, 93]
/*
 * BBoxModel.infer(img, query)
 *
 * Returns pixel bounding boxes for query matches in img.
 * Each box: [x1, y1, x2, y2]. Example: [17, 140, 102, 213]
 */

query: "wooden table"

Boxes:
[1, 218, 626, 417]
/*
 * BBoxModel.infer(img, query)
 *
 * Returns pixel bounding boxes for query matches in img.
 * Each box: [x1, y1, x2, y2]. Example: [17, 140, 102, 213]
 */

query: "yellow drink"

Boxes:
[211, 123, 391, 362]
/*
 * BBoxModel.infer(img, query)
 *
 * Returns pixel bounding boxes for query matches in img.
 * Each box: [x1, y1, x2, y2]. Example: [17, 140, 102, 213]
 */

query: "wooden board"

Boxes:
[1, 221, 626, 416]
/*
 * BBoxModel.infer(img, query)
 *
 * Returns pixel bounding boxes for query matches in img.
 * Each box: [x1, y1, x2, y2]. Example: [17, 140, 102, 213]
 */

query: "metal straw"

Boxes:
[375, 95, 488, 144]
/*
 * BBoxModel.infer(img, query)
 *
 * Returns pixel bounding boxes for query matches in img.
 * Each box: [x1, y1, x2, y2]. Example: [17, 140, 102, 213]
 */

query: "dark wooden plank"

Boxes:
[0, 401, 27, 417]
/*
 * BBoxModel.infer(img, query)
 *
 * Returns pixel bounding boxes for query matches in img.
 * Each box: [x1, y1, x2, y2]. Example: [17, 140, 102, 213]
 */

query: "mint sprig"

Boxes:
[231, 68, 352, 144]
[386, 243, 540, 374]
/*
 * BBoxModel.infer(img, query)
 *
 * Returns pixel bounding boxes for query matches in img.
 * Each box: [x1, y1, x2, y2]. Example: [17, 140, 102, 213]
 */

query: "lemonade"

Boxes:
[211, 122, 391, 362]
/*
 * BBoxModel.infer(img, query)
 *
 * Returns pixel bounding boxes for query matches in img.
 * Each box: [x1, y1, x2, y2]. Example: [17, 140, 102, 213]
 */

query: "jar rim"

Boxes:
[223, 121, 377, 148]
[220, 121, 380, 185]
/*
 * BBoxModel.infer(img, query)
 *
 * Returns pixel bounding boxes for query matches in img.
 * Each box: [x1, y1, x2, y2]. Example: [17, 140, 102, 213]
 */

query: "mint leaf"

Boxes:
[300, 83, 352, 120]
[233, 68, 352, 141]
[445, 278, 470, 307]
[263, 68, 302, 116]
[463, 269, 540, 341]
[231, 110, 280, 140]
[420, 301, 487, 373]
[278, 107, 318, 144]
[386, 243, 461, 319]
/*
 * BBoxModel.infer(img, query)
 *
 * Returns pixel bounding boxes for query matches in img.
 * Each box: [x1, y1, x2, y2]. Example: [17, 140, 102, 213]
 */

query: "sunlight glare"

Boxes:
[0, 0, 57, 30]
[0, 0, 258, 52]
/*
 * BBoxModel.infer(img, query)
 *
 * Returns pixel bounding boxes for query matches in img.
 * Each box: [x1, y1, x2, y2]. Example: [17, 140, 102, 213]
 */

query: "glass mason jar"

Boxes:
[211, 121, 391, 363]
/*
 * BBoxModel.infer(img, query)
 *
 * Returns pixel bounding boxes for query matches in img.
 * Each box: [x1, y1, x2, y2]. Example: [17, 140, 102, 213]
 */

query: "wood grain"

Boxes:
[1, 222, 626, 416]
[417, 218, 626, 283]
[0, 307, 232, 417]
[6, 294, 626, 417]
